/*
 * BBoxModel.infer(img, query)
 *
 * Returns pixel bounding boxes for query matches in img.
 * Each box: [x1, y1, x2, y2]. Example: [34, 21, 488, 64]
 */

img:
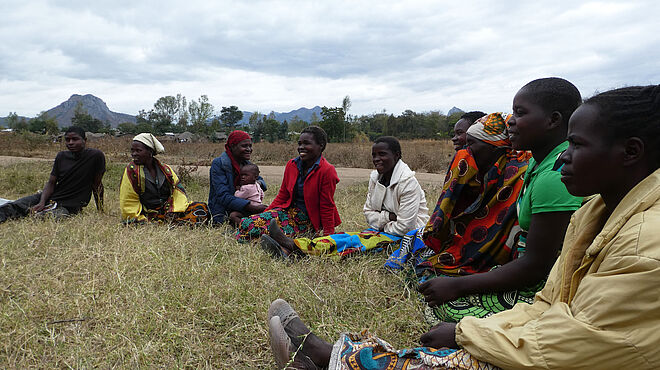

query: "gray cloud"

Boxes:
[1, 0, 659, 117]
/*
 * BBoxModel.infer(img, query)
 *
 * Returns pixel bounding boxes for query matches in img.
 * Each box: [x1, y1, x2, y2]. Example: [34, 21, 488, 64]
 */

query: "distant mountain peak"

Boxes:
[46, 94, 136, 128]
[448, 106, 464, 115]
[238, 106, 323, 125]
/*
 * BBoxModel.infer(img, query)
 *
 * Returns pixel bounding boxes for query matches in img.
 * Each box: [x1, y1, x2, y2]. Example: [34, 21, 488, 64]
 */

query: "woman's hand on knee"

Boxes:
[418, 277, 463, 307]
[420, 322, 458, 349]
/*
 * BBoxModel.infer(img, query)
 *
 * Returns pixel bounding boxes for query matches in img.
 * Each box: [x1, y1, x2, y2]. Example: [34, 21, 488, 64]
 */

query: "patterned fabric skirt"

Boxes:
[329, 332, 498, 370]
[294, 228, 401, 259]
[386, 228, 544, 324]
[423, 277, 545, 325]
[385, 228, 435, 274]
[147, 201, 210, 226]
[235, 206, 313, 241]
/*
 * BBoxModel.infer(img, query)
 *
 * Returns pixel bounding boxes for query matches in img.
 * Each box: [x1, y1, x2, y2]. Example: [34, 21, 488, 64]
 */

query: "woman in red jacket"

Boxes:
[236, 126, 341, 241]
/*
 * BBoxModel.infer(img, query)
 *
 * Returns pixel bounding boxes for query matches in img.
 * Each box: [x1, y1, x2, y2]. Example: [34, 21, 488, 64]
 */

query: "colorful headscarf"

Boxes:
[225, 130, 252, 186]
[466, 113, 511, 147]
[133, 133, 165, 154]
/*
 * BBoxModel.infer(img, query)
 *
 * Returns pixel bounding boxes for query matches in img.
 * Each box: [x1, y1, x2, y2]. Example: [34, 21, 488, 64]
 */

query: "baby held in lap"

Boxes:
[230, 164, 265, 225]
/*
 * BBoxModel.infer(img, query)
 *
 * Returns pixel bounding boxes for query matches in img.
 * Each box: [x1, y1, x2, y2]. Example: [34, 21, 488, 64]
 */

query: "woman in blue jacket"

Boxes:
[208, 130, 267, 224]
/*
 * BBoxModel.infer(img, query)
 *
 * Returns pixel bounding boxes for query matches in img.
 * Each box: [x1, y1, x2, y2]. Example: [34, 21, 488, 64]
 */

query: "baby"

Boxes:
[229, 164, 265, 225]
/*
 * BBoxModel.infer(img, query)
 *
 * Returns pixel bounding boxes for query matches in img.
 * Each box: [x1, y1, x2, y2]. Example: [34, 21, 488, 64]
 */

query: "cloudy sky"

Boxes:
[1, 0, 659, 118]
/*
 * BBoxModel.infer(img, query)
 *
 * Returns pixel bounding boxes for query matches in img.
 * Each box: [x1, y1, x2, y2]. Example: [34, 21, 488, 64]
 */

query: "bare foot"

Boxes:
[268, 219, 297, 252]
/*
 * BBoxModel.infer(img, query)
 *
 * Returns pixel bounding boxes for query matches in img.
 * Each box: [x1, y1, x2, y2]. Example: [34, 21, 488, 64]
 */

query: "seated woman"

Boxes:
[450, 111, 486, 151]
[209, 130, 267, 225]
[119, 133, 209, 225]
[236, 126, 340, 241]
[262, 136, 429, 258]
[267, 84, 660, 370]
[385, 113, 531, 321]
[390, 79, 584, 324]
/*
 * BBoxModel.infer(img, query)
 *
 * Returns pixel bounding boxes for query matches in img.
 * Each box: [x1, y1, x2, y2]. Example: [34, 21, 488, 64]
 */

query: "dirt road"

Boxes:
[0, 156, 445, 187]
[190, 165, 443, 187]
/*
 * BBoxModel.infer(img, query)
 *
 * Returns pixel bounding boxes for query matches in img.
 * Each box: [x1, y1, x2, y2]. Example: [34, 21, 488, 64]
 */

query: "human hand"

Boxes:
[245, 203, 267, 215]
[31, 202, 46, 213]
[420, 322, 458, 349]
[388, 212, 397, 221]
[417, 276, 463, 307]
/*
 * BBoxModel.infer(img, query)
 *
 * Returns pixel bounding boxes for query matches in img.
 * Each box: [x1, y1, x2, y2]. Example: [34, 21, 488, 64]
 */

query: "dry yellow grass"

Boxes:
[0, 155, 445, 368]
[0, 132, 454, 173]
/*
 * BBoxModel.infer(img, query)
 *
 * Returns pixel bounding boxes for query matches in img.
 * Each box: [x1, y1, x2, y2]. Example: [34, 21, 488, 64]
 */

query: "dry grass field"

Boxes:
[0, 134, 450, 368]
[0, 132, 455, 173]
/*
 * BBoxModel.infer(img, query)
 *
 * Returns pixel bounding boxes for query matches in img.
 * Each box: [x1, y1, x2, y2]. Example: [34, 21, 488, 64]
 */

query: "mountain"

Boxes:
[447, 106, 464, 116]
[238, 106, 323, 125]
[45, 94, 136, 128]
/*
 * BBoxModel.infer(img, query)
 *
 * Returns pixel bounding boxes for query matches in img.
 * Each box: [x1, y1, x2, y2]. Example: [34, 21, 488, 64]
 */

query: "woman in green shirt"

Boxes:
[417, 77, 584, 321]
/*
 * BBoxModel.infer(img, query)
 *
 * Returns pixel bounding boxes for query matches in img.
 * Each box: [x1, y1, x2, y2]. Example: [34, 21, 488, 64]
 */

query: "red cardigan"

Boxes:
[267, 156, 341, 235]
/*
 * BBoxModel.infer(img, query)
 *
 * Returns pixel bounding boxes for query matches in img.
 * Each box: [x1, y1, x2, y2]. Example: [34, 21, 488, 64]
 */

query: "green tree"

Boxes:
[320, 106, 345, 142]
[29, 112, 59, 135]
[71, 102, 103, 132]
[117, 122, 138, 135]
[220, 105, 244, 132]
[188, 95, 214, 134]
[153, 96, 178, 122]
[288, 115, 308, 133]
[7, 112, 29, 132]
[248, 112, 264, 142]
[262, 113, 281, 143]
[134, 110, 154, 133]
[342, 95, 351, 142]
[309, 112, 320, 124]
[279, 120, 289, 141]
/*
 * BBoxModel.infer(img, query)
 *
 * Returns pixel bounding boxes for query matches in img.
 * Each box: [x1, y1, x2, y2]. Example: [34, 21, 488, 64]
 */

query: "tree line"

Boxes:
[3, 94, 463, 142]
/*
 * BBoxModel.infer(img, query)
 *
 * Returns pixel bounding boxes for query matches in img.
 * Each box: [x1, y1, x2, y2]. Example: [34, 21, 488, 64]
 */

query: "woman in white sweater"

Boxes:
[263, 136, 429, 258]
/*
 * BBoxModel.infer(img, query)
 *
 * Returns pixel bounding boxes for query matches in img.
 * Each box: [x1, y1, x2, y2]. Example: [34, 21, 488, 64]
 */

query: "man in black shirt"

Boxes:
[0, 126, 106, 223]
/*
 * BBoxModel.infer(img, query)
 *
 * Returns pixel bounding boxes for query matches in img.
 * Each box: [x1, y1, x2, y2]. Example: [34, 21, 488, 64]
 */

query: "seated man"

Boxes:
[0, 126, 105, 222]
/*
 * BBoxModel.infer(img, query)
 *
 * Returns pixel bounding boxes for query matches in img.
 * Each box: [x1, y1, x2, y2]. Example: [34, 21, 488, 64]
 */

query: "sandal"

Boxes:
[268, 300, 310, 349]
[269, 316, 292, 369]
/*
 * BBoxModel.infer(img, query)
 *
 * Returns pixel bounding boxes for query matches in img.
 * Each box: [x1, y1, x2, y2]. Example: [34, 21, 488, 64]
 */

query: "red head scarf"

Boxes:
[225, 130, 252, 186]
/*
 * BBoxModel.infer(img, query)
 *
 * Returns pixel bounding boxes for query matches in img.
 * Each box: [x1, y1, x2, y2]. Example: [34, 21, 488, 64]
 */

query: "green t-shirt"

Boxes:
[517, 141, 583, 233]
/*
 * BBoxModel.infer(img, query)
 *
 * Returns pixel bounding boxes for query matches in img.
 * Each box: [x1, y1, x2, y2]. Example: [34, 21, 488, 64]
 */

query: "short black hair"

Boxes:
[241, 163, 260, 175]
[65, 126, 86, 140]
[373, 136, 402, 157]
[520, 77, 582, 126]
[301, 126, 328, 152]
[584, 85, 660, 168]
[459, 111, 486, 125]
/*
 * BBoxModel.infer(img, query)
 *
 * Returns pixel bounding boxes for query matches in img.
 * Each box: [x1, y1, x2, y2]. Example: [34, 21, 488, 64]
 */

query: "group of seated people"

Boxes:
[266, 79, 660, 369]
[1, 77, 659, 369]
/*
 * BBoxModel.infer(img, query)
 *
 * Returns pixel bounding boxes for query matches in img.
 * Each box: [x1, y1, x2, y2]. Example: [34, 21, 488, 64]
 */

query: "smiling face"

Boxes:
[230, 139, 253, 161]
[131, 141, 153, 165]
[298, 132, 323, 165]
[560, 104, 620, 197]
[508, 89, 551, 151]
[372, 142, 400, 175]
[64, 132, 86, 153]
[451, 118, 472, 151]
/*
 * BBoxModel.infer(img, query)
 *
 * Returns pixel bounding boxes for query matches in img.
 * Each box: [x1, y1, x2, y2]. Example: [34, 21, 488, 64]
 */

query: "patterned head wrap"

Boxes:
[466, 113, 511, 147]
[225, 130, 252, 152]
[133, 133, 165, 154]
[225, 130, 252, 187]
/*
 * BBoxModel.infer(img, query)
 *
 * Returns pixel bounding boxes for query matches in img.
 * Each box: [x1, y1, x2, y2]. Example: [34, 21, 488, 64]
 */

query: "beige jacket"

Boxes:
[456, 168, 660, 369]
[363, 159, 429, 236]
